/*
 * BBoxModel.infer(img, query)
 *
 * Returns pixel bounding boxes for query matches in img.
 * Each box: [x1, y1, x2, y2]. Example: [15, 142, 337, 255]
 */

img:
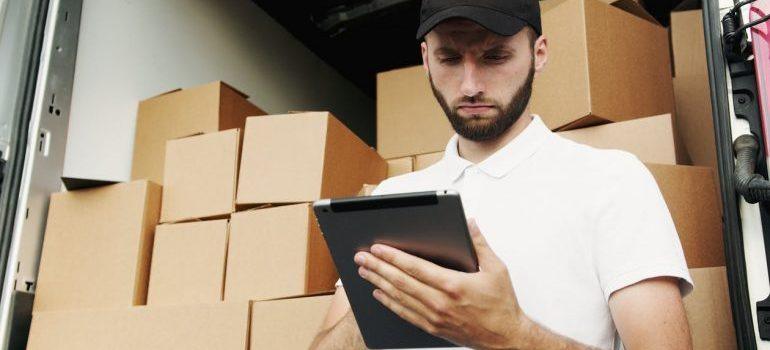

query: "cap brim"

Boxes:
[416, 5, 528, 40]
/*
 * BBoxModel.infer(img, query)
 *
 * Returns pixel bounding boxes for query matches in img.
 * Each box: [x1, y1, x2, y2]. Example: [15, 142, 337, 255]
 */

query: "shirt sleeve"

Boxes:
[592, 154, 694, 301]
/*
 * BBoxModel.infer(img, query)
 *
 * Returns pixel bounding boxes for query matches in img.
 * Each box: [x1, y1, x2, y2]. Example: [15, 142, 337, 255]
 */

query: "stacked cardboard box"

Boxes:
[28, 82, 387, 349]
[374, 1, 733, 348]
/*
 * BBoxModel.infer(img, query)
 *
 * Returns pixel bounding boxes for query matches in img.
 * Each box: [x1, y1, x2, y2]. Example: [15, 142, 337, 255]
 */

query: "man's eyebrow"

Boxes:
[484, 44, 513, 53]
[433, 47, 459, 56]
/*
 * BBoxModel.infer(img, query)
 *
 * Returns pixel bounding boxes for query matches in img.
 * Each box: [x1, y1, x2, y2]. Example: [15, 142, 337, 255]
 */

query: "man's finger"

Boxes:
[355, 252, 442, 305]
[358, 266, 440, 323]
[369, 244, 455, 288]
[467, 218, 502, 270]
[372, 289, 440, 336]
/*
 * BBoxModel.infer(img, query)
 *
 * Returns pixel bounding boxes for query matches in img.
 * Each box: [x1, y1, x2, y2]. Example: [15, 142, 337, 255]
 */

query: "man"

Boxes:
[311, 1, 693, 349]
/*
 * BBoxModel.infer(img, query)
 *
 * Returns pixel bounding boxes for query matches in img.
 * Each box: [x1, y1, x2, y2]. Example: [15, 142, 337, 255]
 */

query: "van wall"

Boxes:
[63, 0, 374, 181]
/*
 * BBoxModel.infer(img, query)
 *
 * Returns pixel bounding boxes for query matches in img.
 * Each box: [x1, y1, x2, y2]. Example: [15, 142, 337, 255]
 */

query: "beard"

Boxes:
[429, 60, 535, 142]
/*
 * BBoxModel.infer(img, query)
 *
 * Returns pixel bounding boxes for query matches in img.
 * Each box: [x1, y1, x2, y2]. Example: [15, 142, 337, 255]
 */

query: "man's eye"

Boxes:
[439, 57, 460, 64]
[485, 55, 509, 61]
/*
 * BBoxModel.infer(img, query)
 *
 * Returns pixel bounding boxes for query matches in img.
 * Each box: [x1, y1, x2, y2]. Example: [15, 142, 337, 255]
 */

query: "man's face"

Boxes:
[422, 19, 541, 141]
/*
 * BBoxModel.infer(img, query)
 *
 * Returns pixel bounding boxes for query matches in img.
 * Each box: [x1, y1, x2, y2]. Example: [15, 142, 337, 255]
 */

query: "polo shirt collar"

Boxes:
[440, 115, 552, 181]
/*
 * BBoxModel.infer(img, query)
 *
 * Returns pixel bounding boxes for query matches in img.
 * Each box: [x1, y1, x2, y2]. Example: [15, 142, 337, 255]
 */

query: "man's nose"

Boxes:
[460, 59, 485, 97]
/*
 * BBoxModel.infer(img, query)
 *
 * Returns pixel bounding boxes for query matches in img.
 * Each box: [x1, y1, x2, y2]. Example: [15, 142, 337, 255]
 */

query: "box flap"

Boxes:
[218, 81, 249, 99]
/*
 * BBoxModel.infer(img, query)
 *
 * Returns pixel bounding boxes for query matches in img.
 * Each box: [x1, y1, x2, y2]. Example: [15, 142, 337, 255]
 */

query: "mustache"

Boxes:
[453, 96, 500, 108]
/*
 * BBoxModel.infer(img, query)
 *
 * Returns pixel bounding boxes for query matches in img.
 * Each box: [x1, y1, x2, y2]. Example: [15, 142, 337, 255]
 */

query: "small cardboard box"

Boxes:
[251, 294, 334, 349]
[225, 203, 337, 301]
[387, 156, 414, 178]
[414, 151, 445, 171]
[377, 66, 454, 159]
[131, 81, 265, 185]
[27, 302, 250, 349]
[147, 220, 229, 306]
[33, 180, 161, 312]
[647, 164, 724, 268]
[557, 114, 687, 165]
[533, 0, 675, 130]
[671, 10, 717, 169]
[161, 129, 240, 223]
[236, 112, 387, 205]
[684, 266, 737, 350]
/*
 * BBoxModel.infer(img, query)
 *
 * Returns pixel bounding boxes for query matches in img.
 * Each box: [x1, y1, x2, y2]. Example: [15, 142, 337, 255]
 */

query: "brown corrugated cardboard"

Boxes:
[646, 164, 724, 268]
[147, 220, 229, 305]
[414, 151, 445, 171]
[596, 0, 658, 23]
[236, 112, 387, 205]
[27, 302, 250, 350]
[131, 81, 265, 185]
[161, 129, 240, 223]
[377, 66, 454, 159]
[557, 114, 686, 165]
[671, 10, 717, 169]
[250, 294, 334, 349]
[533, 0, 675, 130]
[225, 203, 337, 301]
[33, 180, 161, 312]
[684, 267, 737, 350]
[387, 157, 414, 178]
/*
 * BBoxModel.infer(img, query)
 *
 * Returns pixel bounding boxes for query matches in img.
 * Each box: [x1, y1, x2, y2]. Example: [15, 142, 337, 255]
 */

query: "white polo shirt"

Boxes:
[368, 115, 693, 350]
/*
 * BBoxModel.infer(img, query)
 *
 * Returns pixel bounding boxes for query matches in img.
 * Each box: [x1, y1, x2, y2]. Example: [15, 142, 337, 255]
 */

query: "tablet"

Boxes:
[313, 190, 478, 349]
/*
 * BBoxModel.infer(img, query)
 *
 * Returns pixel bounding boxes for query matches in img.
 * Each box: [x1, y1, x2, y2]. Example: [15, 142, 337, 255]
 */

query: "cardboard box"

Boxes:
[161, 129, 240, 223]
[387, 157, 414, 178]
[33, 180, 161, 312]
[596, 0, 658, 23]
[671, 10, 717, 169]
[414, 151, 445, 171]
[147, 220, 229, 305]
[225, 203, 337, 301]
[557, 114, 687, 165]
[647, 164, 724, 268]
[377, 66, 455, 159]
[359, 184, 378, 196]
[237, 112, 387, 205]
[533, 0, 675, 130]
[684, 267, 737, 350]
[27, 302, 250, 349]
[251, 294, 334, 349]
[131, 81, 265, 185]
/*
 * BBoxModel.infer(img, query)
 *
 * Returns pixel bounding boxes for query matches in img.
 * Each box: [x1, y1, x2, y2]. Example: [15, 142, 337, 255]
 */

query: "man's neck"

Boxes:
[457, 112, 533, 164]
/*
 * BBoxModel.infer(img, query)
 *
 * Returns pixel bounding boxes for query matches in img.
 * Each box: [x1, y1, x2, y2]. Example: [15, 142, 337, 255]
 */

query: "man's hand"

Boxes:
[354, 219, 528, 349]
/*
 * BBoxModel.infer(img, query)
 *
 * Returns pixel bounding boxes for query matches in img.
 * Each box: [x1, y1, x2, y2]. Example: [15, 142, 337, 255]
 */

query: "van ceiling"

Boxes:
[252, 0, 685, 98]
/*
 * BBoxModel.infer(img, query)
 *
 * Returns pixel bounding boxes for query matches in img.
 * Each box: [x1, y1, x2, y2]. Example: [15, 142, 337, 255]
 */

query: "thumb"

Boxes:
[467, 218, 501, 270]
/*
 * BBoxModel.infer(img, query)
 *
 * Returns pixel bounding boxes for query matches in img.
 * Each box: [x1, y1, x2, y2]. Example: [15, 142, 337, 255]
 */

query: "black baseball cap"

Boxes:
[416, 0, 542, 40]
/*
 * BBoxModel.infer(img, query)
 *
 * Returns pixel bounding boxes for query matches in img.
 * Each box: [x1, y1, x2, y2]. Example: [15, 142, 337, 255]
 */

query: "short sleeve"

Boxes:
[592, 154, 694, 301]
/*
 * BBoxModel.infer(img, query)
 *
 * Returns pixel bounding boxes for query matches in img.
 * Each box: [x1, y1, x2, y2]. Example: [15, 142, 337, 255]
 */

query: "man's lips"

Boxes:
[457, 105, 495, 114]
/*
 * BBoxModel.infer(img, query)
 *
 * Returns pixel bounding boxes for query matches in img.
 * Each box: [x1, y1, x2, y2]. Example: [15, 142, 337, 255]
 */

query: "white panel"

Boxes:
[64, 0, 374, 181]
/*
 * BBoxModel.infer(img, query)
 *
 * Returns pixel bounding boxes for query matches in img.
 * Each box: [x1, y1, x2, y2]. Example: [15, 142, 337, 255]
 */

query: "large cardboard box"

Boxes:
[387, 156, 414, 178]
[34, 180, 161, 312]
[414, 151, 445, 171]
[557, 114, 686, 165]
[161, 129, 240, 223]
[225, 203, 337, 301]
[251, 294, 334, 349]
[237, 112, 387, 205]
[647, 164, 724, 268]
[27, 302, 250, 349]
[671, 10, 717, 169]
[131, 81, 265, 185]
[377, 66, 454, 159]
[533, 0, 675, 130]
[684, 267, 737, 350]
[147, 220, 229, 305]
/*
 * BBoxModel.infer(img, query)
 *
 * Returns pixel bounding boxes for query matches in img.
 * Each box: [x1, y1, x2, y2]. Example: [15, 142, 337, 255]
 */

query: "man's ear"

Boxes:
[533, 35, 548, 73]
[421, 41, 430, 76]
